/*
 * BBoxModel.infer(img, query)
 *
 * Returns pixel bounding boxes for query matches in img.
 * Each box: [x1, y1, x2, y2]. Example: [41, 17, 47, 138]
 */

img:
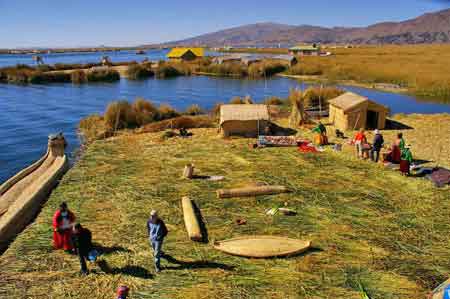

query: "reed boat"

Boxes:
[213, 235, 311, 258]
[0, 134, 69, 252]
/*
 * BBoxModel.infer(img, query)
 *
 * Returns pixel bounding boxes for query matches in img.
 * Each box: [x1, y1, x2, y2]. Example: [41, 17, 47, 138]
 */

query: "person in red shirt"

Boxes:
[353, 128, 367, 158]
[52, 202, 76, 252]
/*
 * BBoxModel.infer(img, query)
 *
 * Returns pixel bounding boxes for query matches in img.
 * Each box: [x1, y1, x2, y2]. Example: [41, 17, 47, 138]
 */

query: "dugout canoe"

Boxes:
[181, 196, 202, 241]
[0, 134, 69, 252]
[213, 236, 311, 258]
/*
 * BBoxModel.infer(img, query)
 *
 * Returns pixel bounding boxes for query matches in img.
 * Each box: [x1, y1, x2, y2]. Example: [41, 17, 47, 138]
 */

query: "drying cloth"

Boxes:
[258, 136, 299, 147]
[298, 141, 318, 153]
[427, 168, 450, 188]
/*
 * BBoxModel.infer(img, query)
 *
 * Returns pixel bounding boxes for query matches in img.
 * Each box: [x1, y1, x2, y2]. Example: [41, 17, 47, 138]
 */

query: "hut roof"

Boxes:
[328, 92, 369, 112]
[167, 47, 204, 58]
[220, 104, 270, 125]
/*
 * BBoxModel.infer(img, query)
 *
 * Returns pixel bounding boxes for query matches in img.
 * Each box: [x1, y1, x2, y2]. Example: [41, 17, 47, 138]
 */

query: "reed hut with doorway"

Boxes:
[328, 92, 389, 131]
[219, 104, 270, 137]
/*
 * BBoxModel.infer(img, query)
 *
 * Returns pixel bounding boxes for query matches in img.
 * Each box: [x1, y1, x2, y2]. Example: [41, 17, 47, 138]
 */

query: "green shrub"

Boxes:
[303, 86, 344, 108]
[158, 104, 180, 120]
[264, 96, 284, 105]
[104, 100, 136, 130]
[132, 98, 159, 126]
[78, 114, 108, 143]
[71, 70, 87, 84]
[155, 65, 183, 78]
[28, 72, 71, 84]
[87, 69, 120, 82]
[248, 62, 286, 78]
[36, 64, 53, 72]
[184, 104, 204, 116]
[287, 63, 324, 76]
[141, 115, 215, 133]
[127, 64, 154, 80]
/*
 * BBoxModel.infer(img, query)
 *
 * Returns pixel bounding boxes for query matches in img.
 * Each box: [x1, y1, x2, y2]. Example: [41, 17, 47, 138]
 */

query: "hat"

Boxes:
[150, 210, 158, 217]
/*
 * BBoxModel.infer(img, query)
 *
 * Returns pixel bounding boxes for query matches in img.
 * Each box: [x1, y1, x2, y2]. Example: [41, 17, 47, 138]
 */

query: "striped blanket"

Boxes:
[258, 136, 299, 147]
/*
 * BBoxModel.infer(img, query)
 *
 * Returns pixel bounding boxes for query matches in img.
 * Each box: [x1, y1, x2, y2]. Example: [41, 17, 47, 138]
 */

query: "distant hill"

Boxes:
[160, 8, 450, 46]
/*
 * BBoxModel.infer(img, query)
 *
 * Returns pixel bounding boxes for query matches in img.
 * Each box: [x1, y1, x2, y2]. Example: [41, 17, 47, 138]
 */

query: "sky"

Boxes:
[0, 0, 449, 48]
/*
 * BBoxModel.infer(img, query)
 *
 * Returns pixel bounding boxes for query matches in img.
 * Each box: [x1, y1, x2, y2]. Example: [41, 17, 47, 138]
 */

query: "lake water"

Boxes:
[0, 49, 219, 68]
[1, 75, 449, 184]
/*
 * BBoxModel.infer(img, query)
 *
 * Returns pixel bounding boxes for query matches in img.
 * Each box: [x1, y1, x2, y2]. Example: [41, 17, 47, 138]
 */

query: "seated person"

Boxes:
[179, 127, 192, 137]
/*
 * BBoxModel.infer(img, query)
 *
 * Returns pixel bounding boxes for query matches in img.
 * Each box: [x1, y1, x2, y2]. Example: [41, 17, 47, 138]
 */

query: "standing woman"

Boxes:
[353, 128, 367, 159]
[52, 202, 76, 252]
[400, 145, 413, 176]
[391, 133, 405, 163]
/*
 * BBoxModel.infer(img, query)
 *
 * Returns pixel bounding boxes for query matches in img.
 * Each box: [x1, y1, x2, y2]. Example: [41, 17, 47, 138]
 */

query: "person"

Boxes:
[147, 210, 168, 273]
[353, 128, 367, 159]
[52, 202, 76, 252]
[312, 121, 328, 145]
[388, 133, 405, 163]
[264, 125, 272, 136]
[117, 286, 130, 299]
[179, 127, 192, 137]
[370, 129, 384, 163]
[71, 223, 93, 275]
[400, 145, 413, 176]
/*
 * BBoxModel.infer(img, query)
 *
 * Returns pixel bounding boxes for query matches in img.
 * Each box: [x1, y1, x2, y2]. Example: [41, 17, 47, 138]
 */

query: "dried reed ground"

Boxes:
[0, 115, 449, 299]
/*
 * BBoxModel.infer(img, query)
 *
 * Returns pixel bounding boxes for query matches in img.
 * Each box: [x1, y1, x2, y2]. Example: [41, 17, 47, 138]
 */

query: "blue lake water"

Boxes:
[0, 49, 219, 68]
[0, 75, 449, 184]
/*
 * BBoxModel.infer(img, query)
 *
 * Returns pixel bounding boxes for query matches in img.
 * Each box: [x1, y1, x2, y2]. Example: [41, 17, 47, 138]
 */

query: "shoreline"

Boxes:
[277, 73, 410, 94]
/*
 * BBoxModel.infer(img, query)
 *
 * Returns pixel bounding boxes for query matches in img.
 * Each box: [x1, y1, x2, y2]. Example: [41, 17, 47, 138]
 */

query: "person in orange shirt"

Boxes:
[353, 128, 367, 158]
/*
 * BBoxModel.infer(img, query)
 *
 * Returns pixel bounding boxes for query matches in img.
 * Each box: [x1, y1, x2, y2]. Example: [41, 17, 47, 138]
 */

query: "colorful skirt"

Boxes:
[400, 160, 410, 174]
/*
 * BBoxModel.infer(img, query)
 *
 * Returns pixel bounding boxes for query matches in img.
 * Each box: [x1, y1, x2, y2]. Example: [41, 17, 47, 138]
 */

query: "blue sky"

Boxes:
[0, 0, 448, 48]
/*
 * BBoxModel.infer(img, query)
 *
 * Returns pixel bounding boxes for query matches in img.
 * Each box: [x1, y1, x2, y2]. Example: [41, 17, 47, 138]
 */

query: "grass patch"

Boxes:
[1, 113, 449, 298]
[127, 64, 154, 80]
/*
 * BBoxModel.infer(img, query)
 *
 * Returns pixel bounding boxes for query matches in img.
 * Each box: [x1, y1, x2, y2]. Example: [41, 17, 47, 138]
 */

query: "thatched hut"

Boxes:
[220, 104, 270, 137]
[328, 92, 389, 131]
[167, 48, 204, 62]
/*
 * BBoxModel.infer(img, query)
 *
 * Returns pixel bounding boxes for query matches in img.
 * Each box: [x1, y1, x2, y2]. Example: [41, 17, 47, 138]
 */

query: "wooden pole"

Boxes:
[183, 164, 194, 179]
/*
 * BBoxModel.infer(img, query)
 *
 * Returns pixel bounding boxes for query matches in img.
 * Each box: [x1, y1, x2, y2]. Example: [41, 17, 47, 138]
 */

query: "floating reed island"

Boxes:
[0, 112, 449, 298]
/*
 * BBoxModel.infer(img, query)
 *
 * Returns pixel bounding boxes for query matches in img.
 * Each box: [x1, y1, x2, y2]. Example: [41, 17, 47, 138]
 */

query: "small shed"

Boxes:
[167, 47, 204, 61]
[289, 44, 320, 56]
[220, 104, 270, 137]
[328, 92, 389, 131]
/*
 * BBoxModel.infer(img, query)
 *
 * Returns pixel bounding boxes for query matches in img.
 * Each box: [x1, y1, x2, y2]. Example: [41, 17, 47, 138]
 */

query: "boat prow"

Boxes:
[213, 235, 312, 258]
[0, 133, 69, 252]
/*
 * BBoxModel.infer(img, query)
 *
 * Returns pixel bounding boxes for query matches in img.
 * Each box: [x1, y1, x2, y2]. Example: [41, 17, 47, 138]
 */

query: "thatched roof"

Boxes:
[328, 92, 369, 112]
[220, 104, 269, 125]
[167, 47, 204, 58]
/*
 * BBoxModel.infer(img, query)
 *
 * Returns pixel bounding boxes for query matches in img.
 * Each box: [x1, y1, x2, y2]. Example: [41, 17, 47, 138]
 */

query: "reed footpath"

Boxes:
[0, 113, 449, 298]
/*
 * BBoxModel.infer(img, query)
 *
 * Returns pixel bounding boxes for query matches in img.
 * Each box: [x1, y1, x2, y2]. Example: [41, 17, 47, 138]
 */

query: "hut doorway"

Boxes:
[366, 110, 379, 129]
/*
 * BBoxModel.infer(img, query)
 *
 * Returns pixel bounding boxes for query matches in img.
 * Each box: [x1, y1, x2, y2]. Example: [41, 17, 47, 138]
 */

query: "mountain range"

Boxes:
[161, 8, 450, 46]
